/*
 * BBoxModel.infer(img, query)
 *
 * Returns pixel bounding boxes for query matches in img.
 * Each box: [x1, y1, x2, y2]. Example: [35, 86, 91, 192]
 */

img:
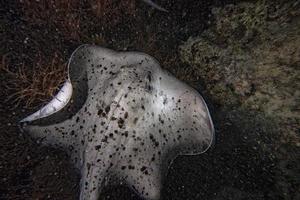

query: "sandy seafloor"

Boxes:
[0, 0, 299, 200]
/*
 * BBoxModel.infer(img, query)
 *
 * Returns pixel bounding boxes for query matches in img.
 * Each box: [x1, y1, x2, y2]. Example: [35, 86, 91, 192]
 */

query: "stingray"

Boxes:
[20, 45, 214, 200]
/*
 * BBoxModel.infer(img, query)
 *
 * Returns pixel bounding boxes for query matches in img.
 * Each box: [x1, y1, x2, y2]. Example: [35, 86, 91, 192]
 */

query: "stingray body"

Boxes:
[21, 45, 214, 200]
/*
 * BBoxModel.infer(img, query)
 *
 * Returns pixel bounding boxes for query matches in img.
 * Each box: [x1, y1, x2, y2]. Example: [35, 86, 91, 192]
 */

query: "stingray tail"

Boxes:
[141, 0, 168, 12]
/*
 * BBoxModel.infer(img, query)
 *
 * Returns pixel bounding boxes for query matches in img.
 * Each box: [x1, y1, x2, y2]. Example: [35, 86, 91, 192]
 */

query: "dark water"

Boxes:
[0, 0, 299, 200]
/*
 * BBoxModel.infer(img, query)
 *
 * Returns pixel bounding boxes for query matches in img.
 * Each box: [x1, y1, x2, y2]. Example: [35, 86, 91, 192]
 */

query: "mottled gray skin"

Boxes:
[21, 45, 214, 200]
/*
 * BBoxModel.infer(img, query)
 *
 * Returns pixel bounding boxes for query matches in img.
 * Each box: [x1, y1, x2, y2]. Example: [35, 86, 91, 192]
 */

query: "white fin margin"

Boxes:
[20, 79, 73, 123]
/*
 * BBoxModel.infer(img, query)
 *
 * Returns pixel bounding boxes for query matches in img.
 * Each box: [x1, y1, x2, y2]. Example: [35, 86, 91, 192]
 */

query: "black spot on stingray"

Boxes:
[97, 109, 103, 116]
[76, 117, 80, 123]
[122, 131, 129, 137]
[151, 154, 155, 162]
[68, 145, 74, 151]
[70, 130, 75, 135]
[118, 118, 125, 128]
[102, 136, 108, 143]
[133, 148, 138, 152]
[141, 105, 145, 110]
[95, 145, 101, 150]
[124, 112, 128, 119]
[128, 165, 135, 170]
[141, 166, 149, 175]
[149, 134, 159, 147]
[158, 115, 164, 124]
[121, 166, 126, 170]
[111, 116, 117, 121]
[133, 117, 138, 124]
[163, 97, 168, 105]
[105, 106, 110, 114]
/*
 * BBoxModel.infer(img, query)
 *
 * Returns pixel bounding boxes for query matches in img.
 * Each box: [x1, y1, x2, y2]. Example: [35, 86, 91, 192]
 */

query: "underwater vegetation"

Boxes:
[0, 0, 299, 199]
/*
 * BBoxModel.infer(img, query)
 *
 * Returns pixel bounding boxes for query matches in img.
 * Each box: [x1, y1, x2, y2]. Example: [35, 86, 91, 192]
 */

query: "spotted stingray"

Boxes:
[20, 45, 214, 200]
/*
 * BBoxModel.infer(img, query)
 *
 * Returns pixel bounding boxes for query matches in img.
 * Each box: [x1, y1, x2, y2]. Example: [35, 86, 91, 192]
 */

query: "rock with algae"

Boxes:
[179, 1, 300, 144]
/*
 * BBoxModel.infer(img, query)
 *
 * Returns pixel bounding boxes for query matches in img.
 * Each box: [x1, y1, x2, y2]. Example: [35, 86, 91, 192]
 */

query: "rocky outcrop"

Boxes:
[179, 1, 300, 145]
